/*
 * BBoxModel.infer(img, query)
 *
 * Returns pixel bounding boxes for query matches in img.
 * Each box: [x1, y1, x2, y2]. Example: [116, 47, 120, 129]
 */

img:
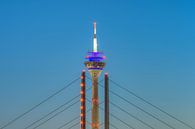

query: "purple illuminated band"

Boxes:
[86, 52, 106, 62]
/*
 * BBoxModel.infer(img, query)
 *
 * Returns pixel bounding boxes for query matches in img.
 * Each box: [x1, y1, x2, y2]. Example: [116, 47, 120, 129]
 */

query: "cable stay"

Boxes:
[0, 77, 80, 129]
[110, 101, 155, 129]
[67, 121, 80, 129]
[110, 123, 120, 129]
[98, 106, 136, 129]
[56, 108, 91, 129]
[56, 116, 80, 129]
[110, 89, 176, 129]
[110, 79, 194, 129]
[89, 78, 176, 129]
[31, 99, 80, 129]
[55, 99, 103, 129]
[23, 95, 80, 129]
[24, 86, 92, 129]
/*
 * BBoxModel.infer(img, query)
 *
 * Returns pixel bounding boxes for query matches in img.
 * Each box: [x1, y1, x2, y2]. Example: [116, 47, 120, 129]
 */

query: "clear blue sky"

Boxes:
[0, 0, 195, 129]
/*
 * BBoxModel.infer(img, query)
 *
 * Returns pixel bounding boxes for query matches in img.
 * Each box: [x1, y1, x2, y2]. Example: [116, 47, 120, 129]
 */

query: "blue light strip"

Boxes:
[86, 52, 106, 62]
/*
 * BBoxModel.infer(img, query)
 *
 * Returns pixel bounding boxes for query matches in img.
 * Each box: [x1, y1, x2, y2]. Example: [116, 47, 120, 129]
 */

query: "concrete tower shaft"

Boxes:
[84, 62, 105, 129]
[91, 70, 101, 129]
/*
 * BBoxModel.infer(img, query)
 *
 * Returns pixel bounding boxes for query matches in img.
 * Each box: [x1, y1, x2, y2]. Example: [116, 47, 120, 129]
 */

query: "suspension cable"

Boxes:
[110, 89, 176, 129]
[24, 95, 80, 129]
[110, 101, 155, 129]
[32, 100, 80, 129]
[0, 77, 80, 129]
[110, 79, 194, 129]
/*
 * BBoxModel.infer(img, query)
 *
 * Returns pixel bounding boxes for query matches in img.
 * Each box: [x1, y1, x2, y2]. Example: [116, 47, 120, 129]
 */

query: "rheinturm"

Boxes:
[85, 22, 106, 129]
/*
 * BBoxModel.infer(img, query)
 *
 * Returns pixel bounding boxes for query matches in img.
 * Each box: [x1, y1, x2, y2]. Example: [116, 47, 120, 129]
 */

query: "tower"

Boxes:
[85, 22, 106, 129]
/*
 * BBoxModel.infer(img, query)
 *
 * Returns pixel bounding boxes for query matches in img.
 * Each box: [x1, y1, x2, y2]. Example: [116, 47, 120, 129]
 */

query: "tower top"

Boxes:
[93, 22, 98, 52]
[85, 22, 106, 63]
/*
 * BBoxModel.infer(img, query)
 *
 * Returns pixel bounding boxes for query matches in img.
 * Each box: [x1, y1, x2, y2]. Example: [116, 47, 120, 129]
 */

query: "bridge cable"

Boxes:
[67, 122, 80, 129]
[86, 97, 136, 129]
[87, 78, 176, 129]
[110, 123, 120, 129]
[32, 100, 80, 129]
[56, 109, 90, 129]
[56, 115, 80, 129]
[99, 106, 136, 129]
[58, 102, 104, 129]
[24, 95, 79, 129]
[24, 86, 92, 129]
[110, 101, 155, 129]
[110, 79, 194, 129]
[55, 100, 104, 129]
[87, 76, 176, 129]
[0, 77, 80, 129]
[109, 89, 176, 129]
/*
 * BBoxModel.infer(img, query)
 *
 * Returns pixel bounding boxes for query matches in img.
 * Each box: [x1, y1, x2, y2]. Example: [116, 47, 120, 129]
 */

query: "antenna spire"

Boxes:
[93, 22, 98, 52]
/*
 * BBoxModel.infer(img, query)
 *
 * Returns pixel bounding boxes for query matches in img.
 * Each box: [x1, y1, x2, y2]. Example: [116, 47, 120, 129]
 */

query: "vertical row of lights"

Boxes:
[80, 70, 86, 129]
